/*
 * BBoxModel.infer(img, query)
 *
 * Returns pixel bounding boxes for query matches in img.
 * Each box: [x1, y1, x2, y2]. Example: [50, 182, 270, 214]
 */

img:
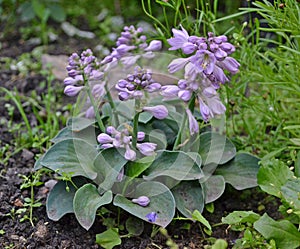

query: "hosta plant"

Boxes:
[35, 25, 260, 233]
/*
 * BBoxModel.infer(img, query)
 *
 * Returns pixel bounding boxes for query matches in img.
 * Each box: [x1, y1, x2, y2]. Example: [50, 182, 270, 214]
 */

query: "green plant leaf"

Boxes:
[254, 213, 300, 249]
[67, 117, 96, 132]
[192, 210, 212, 235]
[281, 178, 300, 210]
[203, 175, 226, 203]
[46, 178, 85, 221]
[126, 155, 155, 178]
[19, 2, 35, 21]
[199, 132, 236, 165]
[74, 184, 112, 230]
[93, 148, 127, 192]
[257, 158, 293, 197]
[222, 211, 261, 225]
[125, 217, 144, 236]
[40, 138, 98, 179]
[215, 153, 260, 190]
[139, 111, 153, 123]
[95, 228, 121, 249]
[295, 151, 300, 177]
[31, 0, 47, 20]
[152, 118, 179, 146]
[113, 181, 175, 227]
[144, 150, 203, 181]
[172, 181, 204, 218]
[211, 239, 228, 249]
[48, 4, 66, 22]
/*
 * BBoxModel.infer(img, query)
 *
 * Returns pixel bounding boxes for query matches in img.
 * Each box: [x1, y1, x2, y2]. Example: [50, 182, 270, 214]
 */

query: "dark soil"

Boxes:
[0, 26, 282, 249]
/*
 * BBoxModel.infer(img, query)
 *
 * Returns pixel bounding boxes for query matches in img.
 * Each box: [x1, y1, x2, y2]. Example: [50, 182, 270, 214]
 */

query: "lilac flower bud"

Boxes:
[127, 74, 135, 81]
[144, 40, 162, 52]
[137, 131, 145, 141]
[68, 69, 79, 77]
[85, 106, 95, 118]
[220, 42, 235, 53]
[122, 135, 131, 144]
[198, 42, 208, 50]
[178, 79, 188, 89]
[119, 91, 130, 101]
[212, 65, 229, 84]
[214, 48, 227, 60]
[145, 83, 161, 92]
[116, 44, 136, 56]
[63, 77, 77, 85]
[146, 212, 157, 223]
[202, 87, 217, 98]
[97, 133, 113, 144]
[101, 143, 114, 149]
[160, 85, 179, 100]
[133, 90, 143, 99]
[218, 57, 240, 74]
[132, 196, 150, 207]
[117, 37, 130, 45]
[118, 79, 128, 88]
[126, 83, 136, 91]
[186, 109, 199, 135]
[209, 43, 219, 52]
[168, 58, 189, 73]
[143, 105, 168, 120]
[90, 70, 104, 80]
[64, 85, 84, 96]
[199, 99, 211, 122]
[178, 90, 192, 102]
[106, 126, 117, 135]
[92, 84, 105, 99]
[137, 142, 157, 156]
[182, 42, 196, 54]
[124, 145, 136, 161]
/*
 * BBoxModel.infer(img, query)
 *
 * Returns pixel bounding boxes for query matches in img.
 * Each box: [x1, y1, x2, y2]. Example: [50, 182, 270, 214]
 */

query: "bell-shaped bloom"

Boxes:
[143, 105, 168, 120]
[85, 106, 95, 118]
[124, 145, 136, 161]
[132, 196, 150, 207]
[199, 98, 211, 122]
[168, 58, 189, 73]
[186, 109, 199, 135]
[218, 57, 240, 74]
[168, 25, 190, 51]
[89, 70, 104, 80]
[146, 212, 157, 223]
[144, 40, 162, 52]
[178, 89, 192, 102]
[64, 85, 84, 97]
[190, 50, 216, 75]
[137, 142, 157, 156]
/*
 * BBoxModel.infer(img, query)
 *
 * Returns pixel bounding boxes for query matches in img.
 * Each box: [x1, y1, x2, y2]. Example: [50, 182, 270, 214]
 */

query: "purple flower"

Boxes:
[146, 212, 157, 223]
[160, 85, 179, 100]
[144, 40, 162, 52]
[168, 25, 190, 51]
[199, 98, 211, 122]
[64, 85, 84, 96]
[218, 57, 240, 74]
[186, 109, 199, 135]
[97, 133, 113, 144]
[132, 196, 150, 207]
[190, 50, 216, 75]
[125, 145, 136, 161]
[136, 142, 157, 156]
[182, 42, 197, 54]
[137, 131, 145, 141]
[143, 105, 168, 119]
[178, 89, 192, 102]
[85, 106, 95, 118]
[168, 58, 189, 73]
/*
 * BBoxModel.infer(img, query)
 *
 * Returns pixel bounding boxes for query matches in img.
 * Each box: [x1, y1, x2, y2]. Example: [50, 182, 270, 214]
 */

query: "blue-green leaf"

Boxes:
[172, 181, 205, 218]
[96, 228, 121, 249]
[40, 138, 98, 179]
[113, 181, 175, 227]
[203, 175, 226, 203]
[74, 184, 112, 230]
[67, 117, 96, 132]
[215, 153, 260, 190]
[222, 211, 261, 225]
[281, 178, 300, 210]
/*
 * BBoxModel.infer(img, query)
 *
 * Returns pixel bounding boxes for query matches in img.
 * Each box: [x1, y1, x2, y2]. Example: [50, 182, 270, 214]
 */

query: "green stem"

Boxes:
[105, 84, 120, 126]
[29, 184, 34, 227]
[84, 77, 105, 132]
[132, 99, 141, 149]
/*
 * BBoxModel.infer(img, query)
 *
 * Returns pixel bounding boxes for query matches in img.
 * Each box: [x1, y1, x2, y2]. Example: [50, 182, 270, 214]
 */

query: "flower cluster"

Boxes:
[116, 66, 161, 101]
[63, 49, 104, 97]
[101, 25, 162, 67]
[97, 126, 157, 161]
[162, 25, 240, 121]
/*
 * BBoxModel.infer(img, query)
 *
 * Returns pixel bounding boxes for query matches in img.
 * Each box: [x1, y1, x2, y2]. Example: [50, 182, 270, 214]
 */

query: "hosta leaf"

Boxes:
[215, 153, 260, 190]
[40, 138, 97, 179]
[144, 150, 203, 181]
[49, 4, 66, 22]
[67, 117, 96, 132]
[199, 132, 236, 165]
[125, 217, 144, 236]
[46, 178, 86, 221]
[222, 211, 261, 225]
[113, 181, 175, 227]
[93, 148, 127, 192]
[203, 175, 226, 203]
[281, 178, 300, 210]
[74, 184, 112, 230]
[126, 155, 155, 178]
[254, 213, 300, 249]
[257, 158, 293, 197]
[172, 181, 205, 218]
